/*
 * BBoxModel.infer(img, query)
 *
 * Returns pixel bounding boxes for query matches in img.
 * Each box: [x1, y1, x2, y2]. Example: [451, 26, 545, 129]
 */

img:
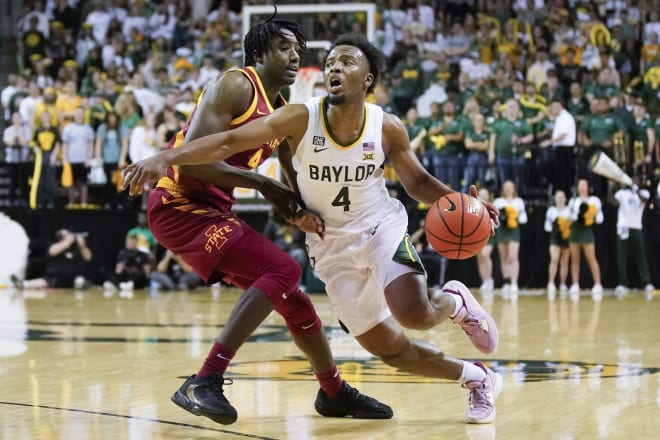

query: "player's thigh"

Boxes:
[384, 269, 432, 322]
[220, 228, 300, 289]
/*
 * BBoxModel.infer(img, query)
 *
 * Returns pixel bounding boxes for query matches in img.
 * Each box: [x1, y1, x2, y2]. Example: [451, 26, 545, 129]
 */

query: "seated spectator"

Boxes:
[102, 233, 152, 291]
[127, 211, 157, 256]
[11, 228, 93, 289]
[151, 249, 202, 291]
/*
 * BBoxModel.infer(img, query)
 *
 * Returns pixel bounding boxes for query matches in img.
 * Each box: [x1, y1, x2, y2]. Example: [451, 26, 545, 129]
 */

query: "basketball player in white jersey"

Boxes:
[122, 33, 503, 424]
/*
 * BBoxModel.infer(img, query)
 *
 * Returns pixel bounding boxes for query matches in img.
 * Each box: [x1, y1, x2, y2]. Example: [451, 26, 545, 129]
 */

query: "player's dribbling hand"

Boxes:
[470, 185, 500, 234]
[259, 179, 300, 219]
[121, 157, 169, 196]
[289, 209, 325, 239]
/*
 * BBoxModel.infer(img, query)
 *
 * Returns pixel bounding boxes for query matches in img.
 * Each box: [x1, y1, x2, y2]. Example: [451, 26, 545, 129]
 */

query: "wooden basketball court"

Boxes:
[2, 286, 659, 439]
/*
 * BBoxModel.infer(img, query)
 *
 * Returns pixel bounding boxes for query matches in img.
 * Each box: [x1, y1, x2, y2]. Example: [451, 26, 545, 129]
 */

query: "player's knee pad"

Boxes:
[273, 288, 322, 335]
[251, 258, 302, 305]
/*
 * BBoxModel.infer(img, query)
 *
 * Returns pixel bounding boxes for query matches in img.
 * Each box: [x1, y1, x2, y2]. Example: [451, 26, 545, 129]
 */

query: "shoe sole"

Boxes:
[315, 400, 393, 419]
[466, 372, 503, 424]
[446, 280, 499, 354]
[171, 390, 238, 425]
[316, 408, 394, 419]
[316, 408, 393, 419]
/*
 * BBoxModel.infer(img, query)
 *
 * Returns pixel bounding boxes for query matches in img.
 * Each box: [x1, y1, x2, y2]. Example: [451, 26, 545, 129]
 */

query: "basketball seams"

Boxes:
[435, 198, 463, 238]
[464, 197, 487, 236]
[425, 192, 491, 260]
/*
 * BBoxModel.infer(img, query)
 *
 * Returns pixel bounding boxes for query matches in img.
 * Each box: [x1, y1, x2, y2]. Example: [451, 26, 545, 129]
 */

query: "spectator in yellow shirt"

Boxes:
[33, 87, 59, 129]
[55, 79, 82, 129]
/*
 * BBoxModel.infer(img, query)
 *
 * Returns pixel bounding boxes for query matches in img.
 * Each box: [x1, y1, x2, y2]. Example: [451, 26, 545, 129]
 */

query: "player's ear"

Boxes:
[364, 73, 374, 89]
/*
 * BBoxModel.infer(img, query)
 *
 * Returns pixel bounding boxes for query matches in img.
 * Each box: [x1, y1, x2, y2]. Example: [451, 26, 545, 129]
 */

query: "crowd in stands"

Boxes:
[2, 0, 659, 292]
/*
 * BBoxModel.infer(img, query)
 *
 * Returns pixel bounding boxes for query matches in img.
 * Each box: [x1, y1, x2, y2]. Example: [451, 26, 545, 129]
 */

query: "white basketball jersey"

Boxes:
[293, 97, 404, 238]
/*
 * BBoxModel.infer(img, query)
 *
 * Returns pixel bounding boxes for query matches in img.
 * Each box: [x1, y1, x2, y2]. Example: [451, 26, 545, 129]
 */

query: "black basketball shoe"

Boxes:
[315, 381, 393, 419]
[171, 373, 238, 425]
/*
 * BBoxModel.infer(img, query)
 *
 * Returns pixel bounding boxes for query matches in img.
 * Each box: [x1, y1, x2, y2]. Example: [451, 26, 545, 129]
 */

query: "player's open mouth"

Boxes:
[328, 78, 342, 93]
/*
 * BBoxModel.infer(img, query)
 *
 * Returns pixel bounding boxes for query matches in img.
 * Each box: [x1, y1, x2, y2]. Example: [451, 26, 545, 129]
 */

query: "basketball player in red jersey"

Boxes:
[145, 16, 392, 424]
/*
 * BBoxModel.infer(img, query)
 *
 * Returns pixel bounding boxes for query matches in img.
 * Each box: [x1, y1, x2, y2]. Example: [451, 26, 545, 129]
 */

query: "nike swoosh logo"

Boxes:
[256, 109, 268, 115]
[301, 322, 316, 330]
[314, 147, 330, 153]
[444, 196, 457, 212]
[186, 384, 202, 405]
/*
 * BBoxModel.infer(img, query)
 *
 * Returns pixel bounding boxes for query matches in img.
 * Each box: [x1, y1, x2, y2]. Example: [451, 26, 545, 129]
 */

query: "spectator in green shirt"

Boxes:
[462, 113, 490, 192]
[428, 100, 465, 190]
[390, 50, 424, 115]
[566, 82, 589, 125]
[627, 98, 656, 175]
[578, 96, 626, 197]
[127, 211, 157, 258]
[488, 99, 533, 192]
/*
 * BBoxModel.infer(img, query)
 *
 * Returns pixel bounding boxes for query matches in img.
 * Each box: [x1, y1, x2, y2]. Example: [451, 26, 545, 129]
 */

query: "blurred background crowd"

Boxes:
[1, 0, 659, 292]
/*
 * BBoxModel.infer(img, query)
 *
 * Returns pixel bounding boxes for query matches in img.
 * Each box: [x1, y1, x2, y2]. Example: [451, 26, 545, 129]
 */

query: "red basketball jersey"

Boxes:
[154, 66, 287, 213]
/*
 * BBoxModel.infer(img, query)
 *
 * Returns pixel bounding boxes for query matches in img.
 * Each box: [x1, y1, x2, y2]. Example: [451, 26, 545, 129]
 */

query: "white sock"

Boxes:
[447, 293, 464, 318]
[459, 361, 487, 384]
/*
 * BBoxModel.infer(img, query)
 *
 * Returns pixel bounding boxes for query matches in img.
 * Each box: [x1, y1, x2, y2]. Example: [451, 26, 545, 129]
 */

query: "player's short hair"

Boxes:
[243, 7, 306, 67]
[327, 33, 385, 95]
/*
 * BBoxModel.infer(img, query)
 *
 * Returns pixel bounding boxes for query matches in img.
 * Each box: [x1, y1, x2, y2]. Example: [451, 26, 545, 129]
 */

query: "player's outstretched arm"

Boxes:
[121, 104, 309, 196]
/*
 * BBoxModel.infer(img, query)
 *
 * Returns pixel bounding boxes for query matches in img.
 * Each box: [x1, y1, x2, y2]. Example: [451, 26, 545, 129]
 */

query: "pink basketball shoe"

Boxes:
[463, 362, 503, 424]
[446, 280, 499, 354]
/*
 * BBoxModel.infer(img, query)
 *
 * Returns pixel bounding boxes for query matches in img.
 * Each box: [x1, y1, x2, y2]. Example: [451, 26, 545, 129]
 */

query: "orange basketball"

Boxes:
[425, 192, 492, 260]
